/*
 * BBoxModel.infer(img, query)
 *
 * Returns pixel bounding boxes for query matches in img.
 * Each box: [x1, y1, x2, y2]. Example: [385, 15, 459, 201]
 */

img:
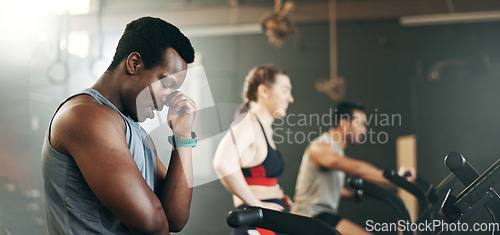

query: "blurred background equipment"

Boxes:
[315, 0, 345, 101]
[259, 0, 297, 48]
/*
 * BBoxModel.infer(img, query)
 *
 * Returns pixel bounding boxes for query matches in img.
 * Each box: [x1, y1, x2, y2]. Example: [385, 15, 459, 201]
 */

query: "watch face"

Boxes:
[191, 131, 197, 139]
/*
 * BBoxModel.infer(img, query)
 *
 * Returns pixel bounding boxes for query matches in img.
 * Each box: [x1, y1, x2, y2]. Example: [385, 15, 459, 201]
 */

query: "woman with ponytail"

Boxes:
[213, 65, 294, 235]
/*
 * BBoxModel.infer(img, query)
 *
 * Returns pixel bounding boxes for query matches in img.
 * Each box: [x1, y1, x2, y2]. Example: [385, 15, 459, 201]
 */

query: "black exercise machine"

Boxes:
[383, 169, 432, 221]
[226, 153, 499, 235]
[437, 154, 500, 235]
[347, 177, 414, 235]
[226, 206, 342, 235]
[383, 152, 500, 235]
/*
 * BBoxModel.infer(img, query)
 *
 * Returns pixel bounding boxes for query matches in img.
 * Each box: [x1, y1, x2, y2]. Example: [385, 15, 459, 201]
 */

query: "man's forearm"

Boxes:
[357, 162, 390, 185]
[159, 147, 193, 232]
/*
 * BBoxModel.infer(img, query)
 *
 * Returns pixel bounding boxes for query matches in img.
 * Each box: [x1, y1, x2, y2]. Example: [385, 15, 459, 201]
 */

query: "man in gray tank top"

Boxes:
[41, 17, 197, 234]
[292, 102, 416, 235]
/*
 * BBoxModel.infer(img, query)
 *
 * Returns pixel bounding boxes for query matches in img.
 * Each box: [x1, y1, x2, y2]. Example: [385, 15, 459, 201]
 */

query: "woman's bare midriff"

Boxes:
[233, 184, 284, 207]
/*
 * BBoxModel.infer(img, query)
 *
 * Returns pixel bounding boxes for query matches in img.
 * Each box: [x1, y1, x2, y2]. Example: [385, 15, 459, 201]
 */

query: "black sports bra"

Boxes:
[241, 118, 285, 186]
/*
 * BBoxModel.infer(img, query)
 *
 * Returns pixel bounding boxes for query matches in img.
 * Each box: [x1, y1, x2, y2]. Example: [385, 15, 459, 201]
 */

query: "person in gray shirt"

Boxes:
[292, 102, 416, 235]
[42, 17, 196, 234]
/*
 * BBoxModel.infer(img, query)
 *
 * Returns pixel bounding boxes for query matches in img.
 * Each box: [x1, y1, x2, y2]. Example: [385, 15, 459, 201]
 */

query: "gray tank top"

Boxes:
[41, 88, 156, 234]
[292, 132, 345, 217]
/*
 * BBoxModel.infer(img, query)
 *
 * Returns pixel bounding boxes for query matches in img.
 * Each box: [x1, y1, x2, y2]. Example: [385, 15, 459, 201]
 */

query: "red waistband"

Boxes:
[256, 227, 276, 235]
[245, 177, 278, 186]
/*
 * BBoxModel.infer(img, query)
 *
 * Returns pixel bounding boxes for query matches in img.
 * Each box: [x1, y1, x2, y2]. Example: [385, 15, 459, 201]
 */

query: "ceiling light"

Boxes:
[400, 11, 500, 26]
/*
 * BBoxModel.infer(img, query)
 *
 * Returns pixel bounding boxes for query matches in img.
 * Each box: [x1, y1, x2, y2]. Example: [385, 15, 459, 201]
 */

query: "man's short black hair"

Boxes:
[108, 17, 195, 71]
[332, 102, 365, 127]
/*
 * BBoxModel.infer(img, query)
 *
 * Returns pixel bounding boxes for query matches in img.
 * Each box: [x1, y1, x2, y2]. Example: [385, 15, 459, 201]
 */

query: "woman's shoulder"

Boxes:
[230, 113, 260, 133]
[226, 114, 267, 150]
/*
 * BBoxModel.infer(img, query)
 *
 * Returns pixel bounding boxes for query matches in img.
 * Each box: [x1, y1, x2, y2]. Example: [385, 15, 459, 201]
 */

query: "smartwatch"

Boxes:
[168, 131, 197, 148]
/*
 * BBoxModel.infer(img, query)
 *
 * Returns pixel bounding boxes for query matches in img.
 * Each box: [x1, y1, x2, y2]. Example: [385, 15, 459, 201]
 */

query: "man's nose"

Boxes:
[160, 90, 176, 106]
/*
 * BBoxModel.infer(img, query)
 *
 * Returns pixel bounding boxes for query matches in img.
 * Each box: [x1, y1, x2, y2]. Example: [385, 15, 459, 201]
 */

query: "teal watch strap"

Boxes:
[168, 132, 197, 148]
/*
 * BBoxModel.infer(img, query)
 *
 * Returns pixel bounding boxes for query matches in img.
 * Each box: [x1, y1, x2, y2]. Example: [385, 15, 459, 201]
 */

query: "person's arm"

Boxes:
[340, 187, 366, 203]
[152, 146, 192, 232]
[54, 104, 169, 234]
[309, 143, 390, 185]
[155, 148, 192, 232]
[340, 187, 356, 199]
[213, 115, 284, 211]
[154, 91, 196, 232]
[280, 193, 294, 210]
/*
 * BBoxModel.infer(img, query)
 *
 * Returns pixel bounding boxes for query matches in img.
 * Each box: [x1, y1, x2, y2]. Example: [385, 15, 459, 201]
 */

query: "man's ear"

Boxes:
[339, 118, 349, 128]
[126, 52, 142, 75]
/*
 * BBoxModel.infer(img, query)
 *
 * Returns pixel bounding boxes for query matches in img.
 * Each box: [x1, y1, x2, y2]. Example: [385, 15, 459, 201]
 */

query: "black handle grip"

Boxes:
[227, 207, 342, 235]
[444, 152, 479, 186]
[383, 169, 427, 201]
[226, 207, 263, 228]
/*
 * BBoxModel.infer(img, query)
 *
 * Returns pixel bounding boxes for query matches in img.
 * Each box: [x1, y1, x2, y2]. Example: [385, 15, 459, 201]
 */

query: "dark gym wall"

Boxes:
[412, 23, 500, 178]
[179, 20, 500, 234]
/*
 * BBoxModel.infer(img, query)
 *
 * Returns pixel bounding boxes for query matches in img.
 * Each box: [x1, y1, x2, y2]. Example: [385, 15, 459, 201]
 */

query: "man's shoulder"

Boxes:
[310, 133, 332, 147]
[50, 94, 127, 156]
[61, 95, 121, 122]
[52, 95, 125, 136]
[308, 135, 343, 159]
